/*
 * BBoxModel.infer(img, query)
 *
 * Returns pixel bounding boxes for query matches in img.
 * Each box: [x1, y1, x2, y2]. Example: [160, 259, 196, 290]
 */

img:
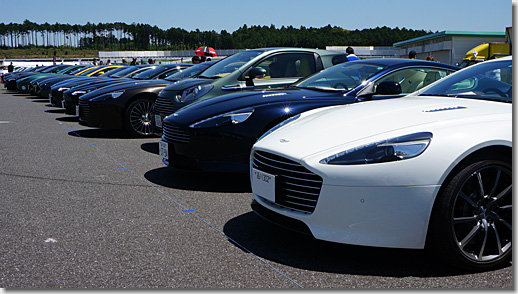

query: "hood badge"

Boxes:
[279, 138, 290, 143]
[422, 106, 467, 112]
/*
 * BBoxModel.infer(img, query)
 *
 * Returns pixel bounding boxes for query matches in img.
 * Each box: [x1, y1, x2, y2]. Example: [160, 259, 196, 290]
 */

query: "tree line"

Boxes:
[0, 20, 433, 51]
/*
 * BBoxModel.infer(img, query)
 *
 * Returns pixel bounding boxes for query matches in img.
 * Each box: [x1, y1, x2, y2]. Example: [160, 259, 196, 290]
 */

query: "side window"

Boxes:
[374, 67, 454, 94]
[254, 53, 316, 79]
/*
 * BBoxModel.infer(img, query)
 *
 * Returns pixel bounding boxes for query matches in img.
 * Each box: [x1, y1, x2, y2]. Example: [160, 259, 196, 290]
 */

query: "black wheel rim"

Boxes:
[129, 101, 154, 135]
[452, 164, 512, 263]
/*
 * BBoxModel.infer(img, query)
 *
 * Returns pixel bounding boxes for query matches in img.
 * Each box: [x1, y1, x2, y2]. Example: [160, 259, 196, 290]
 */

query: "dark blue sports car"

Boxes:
[159, 59, 459, 173]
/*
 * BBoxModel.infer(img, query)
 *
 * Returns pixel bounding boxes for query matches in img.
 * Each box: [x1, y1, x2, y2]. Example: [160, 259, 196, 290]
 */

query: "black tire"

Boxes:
[427, 158, 512, 271]
[124, 98, 155, 137]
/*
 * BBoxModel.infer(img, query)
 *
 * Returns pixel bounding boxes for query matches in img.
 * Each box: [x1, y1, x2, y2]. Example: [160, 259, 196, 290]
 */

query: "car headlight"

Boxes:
[257, 113, 301, 142]
[72, 90, 87, 96]
[58, 87, 70, 92]
[320, 132, 433, 165]
[111, 91, 125, 99]
[190, 107, 254, 128]
[179, 83, 213, 103]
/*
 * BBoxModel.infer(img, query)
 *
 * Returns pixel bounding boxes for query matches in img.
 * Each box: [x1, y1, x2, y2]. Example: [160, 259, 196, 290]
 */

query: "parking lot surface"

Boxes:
[0, 89, 512, 289]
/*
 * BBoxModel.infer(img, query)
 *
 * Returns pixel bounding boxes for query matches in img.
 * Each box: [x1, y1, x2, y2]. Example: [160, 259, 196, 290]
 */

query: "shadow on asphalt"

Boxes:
[45, 109, 65, 114]
[56, 116, 79, 122]
[67, 128, 133, 139]
[32, 99, 52, 103]
[141, 142, 159, 155]
[144, 166, 251, 193]
[223, 212, 511, 277]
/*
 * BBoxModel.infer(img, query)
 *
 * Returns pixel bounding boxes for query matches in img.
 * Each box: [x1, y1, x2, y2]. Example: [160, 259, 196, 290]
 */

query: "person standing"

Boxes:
[409, 50, 417, 59]
[346, 47, 360, 61]
[7, 62, 14, 72]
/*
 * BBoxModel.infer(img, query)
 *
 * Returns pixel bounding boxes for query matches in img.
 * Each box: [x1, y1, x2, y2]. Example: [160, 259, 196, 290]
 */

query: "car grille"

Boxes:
[252, 150, 323, 214]
[162, 121, 190, 144]
[154, 95, 177, 116]
[78, 100, 90, 122]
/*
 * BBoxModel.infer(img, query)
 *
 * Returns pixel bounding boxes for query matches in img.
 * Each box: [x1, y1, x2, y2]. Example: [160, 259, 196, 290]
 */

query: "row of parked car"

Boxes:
[2, 49, 512, 272]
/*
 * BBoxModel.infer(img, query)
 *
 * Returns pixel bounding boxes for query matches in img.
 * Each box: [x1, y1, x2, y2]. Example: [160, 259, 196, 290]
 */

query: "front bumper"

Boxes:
[78, 99, 124, 129]
[252, 183, 440, 249]
[159, 127, 254, 173]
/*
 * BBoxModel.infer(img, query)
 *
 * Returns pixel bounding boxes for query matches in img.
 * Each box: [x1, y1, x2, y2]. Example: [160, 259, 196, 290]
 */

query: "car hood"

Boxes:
[255, 96, 511, 160]
[171, 87, 350, 124]
[80, 79, 171, 100]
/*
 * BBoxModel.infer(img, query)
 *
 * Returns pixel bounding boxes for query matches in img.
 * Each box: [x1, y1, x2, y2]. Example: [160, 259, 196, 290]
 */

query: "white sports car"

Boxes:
[250, 56, 512, 271]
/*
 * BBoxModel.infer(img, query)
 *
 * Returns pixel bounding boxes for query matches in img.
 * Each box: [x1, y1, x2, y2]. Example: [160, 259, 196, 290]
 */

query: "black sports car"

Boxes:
[159, 59, 459, 173]
[77, 63, 214, 137]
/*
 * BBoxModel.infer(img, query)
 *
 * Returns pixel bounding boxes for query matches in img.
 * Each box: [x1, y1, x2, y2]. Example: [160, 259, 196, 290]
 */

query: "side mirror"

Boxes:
[375, 81, 402, 95]
[245, 67, 267, 86]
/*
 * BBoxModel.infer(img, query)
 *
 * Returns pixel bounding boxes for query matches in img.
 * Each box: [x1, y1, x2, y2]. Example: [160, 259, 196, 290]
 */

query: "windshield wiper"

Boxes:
[197, 75, 220, 79]
[297, 86, 344, 92]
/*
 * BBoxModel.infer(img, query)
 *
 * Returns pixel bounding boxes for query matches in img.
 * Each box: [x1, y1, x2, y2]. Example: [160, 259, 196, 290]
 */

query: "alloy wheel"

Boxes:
[451, 164, 512, 264]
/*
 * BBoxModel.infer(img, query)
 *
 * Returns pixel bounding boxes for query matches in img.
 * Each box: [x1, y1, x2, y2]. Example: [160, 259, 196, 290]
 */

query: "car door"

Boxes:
[243, 52, 319, 90]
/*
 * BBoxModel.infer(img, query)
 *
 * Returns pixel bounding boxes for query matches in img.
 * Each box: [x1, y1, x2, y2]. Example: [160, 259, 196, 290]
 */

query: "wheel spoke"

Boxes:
[488, 170, 501, 198]
[491, 222, 504, 256]
[459, 223, 481, 249]
[453, 216, 477, 224]
[458, 191, 478, 208]
[477, 219, 489, 259]
[475, 171, 485, 198]
[487, 184, 512, 207]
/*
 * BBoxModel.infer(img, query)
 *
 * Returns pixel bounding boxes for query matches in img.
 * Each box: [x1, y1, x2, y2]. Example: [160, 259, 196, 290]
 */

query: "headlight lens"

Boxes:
[320, 132, 433, 165]
[179, 83, 213, 103]
[257, 114, 301, 142]
[190, 108, 254, 128]
[72, 90, 87, 96]
[111, 91, 124, 99]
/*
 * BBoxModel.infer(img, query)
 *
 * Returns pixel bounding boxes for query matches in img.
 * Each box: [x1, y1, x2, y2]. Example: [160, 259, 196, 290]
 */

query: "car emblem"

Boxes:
[279, 138, 289, 143]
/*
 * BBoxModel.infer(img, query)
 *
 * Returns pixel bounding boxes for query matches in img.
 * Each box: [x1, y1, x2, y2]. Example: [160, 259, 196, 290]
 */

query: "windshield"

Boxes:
[109, 66, 150, 78]
[99, 66, 130, 77]
[133, 65, 177, 79]
[68, 66, 91, 74]
[164, 62, 214, 81]
[419, 59, 512, 103]
[199, 51, 263, 78]
[294, 62, 389, 91]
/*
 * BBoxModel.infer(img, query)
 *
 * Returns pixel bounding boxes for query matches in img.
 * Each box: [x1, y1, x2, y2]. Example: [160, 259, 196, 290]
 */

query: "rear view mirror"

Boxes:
[245, 67, 267, 86]
[376, 81, 402, 95]
[247, 67, 267, 79]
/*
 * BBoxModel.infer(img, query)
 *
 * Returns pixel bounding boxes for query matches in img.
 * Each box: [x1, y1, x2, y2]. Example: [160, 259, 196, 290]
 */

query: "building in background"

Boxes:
[393, 31, 506, 65]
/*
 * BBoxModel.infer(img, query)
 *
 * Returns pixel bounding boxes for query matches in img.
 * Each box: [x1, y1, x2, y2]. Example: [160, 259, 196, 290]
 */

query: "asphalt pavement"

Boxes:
[0, 89, 513, 289]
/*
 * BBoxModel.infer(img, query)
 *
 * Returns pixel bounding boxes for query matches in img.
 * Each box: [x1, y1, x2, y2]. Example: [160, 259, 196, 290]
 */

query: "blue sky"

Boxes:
[0, 0, 513, 33]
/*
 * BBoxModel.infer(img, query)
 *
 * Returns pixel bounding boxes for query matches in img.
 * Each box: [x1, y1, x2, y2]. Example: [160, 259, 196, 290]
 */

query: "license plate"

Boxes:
[76, 105, 79, 116]
[159, 141, 168, 160]
[154, 114, 162, 128]
[252, 168, 276, 202]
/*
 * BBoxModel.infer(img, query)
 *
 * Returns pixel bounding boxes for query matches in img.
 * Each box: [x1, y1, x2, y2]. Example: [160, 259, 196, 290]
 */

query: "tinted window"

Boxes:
[420, 59, 512, 102]
[296, 62, 388, 91]
[254, 53, 316, 79]
[374, 67, 455, 94]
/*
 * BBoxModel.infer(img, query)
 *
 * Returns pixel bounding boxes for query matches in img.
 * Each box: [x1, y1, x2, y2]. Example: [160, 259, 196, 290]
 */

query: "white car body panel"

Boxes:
[252, 96, 511, 249]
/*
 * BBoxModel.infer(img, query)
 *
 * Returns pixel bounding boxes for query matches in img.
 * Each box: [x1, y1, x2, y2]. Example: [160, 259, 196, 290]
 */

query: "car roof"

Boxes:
[352, 58, 460, 69]
[247, 47, 344, 56]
